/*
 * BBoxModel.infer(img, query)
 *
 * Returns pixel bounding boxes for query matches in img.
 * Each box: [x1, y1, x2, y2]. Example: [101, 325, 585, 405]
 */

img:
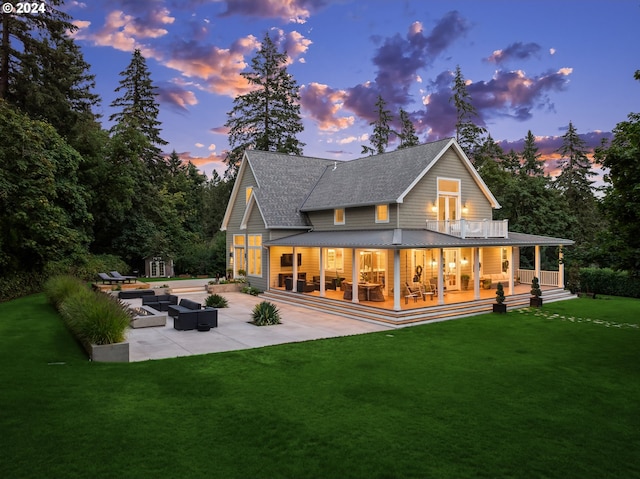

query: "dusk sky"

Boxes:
[64, 0, 640, 178]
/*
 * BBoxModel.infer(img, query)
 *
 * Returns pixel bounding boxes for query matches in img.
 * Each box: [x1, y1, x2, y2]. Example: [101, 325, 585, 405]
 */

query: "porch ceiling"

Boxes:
[264, 229, 574, 249]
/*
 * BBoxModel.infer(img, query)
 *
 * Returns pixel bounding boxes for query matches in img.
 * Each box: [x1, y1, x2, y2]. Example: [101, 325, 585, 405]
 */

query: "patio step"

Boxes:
[261, 288, 576, 327]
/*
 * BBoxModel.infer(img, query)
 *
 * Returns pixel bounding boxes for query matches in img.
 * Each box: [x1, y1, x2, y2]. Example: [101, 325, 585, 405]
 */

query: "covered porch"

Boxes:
[264, 229, 573, 313]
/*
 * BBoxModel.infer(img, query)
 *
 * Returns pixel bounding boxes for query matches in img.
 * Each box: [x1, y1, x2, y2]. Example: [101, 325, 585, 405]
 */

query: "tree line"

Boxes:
[1, 4, 638, 297]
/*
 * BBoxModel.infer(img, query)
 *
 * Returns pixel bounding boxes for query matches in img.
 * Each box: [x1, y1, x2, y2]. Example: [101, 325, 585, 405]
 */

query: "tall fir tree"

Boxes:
[109, 49, 166, 171]
[362, 94, 393, 155]
[520, 130, 545, 177]
[1, 0, 74, 99]
[450, 65, 486, 162]
[397, 108, 419, 150]
[225, 32, 304, 178]
[553, 121, 602, 264]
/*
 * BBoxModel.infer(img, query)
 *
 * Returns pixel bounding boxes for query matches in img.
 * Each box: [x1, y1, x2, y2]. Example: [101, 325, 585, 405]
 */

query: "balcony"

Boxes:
[426, 219, 509, 239]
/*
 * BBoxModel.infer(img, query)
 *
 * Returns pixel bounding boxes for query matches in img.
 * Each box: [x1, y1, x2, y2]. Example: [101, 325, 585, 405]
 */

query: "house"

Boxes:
[221, 138, 573, 320]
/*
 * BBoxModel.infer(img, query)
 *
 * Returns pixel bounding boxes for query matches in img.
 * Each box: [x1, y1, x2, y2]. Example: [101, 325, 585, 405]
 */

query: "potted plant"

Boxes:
[530, 276, 543, 307]
[461, 274, 470, 290]
[493, 282, 507, 313]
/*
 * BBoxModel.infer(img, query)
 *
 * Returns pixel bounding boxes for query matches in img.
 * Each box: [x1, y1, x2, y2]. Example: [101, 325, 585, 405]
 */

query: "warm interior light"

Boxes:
[448, 262, 456, 269]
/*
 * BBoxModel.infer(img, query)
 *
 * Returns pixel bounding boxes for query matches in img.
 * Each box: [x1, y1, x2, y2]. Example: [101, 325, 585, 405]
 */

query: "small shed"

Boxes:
[144, 256, 174, 278]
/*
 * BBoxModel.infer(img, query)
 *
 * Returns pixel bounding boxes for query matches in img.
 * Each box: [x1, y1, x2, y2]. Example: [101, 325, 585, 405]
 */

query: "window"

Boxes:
[325, 248, 344, 271]
[375, 204, 389, 223]
[248, 234, 262, 276]
[436, 178, 461, 221]
[334, 208, 345, 225]
[245, 186, 253, 204]
[233, 235, 245, 273]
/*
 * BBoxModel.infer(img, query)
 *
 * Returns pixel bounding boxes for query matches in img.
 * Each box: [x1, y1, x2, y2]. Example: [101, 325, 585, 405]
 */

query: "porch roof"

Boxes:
[264, 229, 574, 249]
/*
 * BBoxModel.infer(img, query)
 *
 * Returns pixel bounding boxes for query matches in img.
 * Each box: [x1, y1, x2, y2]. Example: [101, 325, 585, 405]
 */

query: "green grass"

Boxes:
[1, 294, 639, 479]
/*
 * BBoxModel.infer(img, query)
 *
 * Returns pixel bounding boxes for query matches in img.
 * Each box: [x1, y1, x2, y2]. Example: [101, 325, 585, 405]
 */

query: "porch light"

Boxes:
[431, 203, 437, 213]
[461, 257, 468, 265]
[462, 203, 469, 214]
[430, 257, 437, 266]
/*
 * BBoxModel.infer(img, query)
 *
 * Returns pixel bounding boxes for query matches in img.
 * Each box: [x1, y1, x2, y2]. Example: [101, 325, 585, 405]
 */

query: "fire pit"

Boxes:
[129, 305, 167, 328]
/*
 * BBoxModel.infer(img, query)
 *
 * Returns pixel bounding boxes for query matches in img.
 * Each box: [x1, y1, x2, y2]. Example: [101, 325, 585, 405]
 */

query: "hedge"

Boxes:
[578, 268, 640, 298]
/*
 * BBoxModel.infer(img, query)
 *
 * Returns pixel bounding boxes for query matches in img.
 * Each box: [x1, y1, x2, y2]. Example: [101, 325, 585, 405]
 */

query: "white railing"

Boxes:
[517, 269, 559, 287]
[425, 219, 509, 239]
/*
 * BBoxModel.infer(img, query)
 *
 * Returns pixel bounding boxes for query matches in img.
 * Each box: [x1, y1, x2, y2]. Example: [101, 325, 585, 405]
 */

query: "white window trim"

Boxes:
[334, 208, 345, 225]
[247, 234, 262, 277]
[375, 204, 389, 223]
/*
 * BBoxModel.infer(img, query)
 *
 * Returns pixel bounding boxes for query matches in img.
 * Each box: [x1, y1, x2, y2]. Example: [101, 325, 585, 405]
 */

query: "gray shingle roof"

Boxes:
[300, 138, 453, 211]
[245, 150, 335, 228]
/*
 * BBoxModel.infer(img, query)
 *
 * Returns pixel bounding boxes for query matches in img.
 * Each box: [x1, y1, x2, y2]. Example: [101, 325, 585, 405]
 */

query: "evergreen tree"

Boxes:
[450, 65, 486, 161]
[362, 94, 393, 155]
[520, 130, 545, 176]
[397, 108, 419, 150]
[554, 122, 596, 202]
[109, 49, 166, 171]
[225, 32, 304, 178]
[1, 0, 74, 99]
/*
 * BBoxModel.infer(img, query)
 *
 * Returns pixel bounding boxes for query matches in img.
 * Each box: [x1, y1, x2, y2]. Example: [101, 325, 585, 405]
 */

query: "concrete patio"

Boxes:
[125, 288, 391, 362]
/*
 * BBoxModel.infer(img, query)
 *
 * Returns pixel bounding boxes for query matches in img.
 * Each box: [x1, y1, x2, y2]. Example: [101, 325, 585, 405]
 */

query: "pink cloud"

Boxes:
[300, 83, 354, 132]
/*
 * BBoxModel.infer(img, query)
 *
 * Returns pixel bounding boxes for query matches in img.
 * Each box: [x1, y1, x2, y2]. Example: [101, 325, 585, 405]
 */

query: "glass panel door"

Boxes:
[444, 249, 459, 290]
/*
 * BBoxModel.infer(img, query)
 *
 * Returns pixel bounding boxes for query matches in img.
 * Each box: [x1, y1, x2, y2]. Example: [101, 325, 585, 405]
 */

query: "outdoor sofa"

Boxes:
[142, 294, 178, 311]
[118, 289, 155, 300]
[168, 298, 218, 331]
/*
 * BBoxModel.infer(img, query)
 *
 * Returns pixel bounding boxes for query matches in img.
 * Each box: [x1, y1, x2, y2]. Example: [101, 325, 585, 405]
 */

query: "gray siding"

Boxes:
[308, 204, 397, 231]
[399, 149, 494, 228]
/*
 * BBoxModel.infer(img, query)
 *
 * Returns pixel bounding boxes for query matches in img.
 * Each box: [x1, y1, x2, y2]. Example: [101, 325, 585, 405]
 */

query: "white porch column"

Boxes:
[558, 245, 565, 288]
[319, 247, 325, 297]
[534, 245, 541, 281]
[292, 247, 298, 292]
[393, 249, 401, 311]
[352, 248, 359, 304]
[509, 247, 515, 296]
[438, 248, 445, 305]
[473, 247, 480, 300]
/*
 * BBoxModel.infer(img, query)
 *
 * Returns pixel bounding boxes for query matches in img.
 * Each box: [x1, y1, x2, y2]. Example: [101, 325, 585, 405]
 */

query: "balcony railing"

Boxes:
[426, 219, 509, 239]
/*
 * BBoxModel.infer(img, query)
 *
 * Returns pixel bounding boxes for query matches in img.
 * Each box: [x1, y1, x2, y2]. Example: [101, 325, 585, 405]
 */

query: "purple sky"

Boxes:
[65, 0, 640, 178]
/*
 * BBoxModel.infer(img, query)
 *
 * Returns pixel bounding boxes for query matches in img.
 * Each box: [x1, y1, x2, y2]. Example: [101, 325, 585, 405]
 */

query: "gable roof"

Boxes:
[221, 150, 335, 230]
[222, 138, 501, 231]
[300, 138, 500, 211]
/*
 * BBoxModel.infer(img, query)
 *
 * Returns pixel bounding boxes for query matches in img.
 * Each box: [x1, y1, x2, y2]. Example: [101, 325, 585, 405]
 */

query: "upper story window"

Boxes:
[334, 208, 345, 225]
[437, 178, 461, 221]
[245, 186, 253, 204]
[375, 204, 389, 223]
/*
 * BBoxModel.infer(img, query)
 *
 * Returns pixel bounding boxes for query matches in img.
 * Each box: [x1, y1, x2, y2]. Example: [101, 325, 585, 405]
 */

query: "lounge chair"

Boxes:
[97, 272, 126, 284]
[110, 271, 136, 283]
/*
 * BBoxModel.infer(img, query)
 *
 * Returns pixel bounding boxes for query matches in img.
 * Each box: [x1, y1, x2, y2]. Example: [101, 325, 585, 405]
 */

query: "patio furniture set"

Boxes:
[141, 294, 218, 331]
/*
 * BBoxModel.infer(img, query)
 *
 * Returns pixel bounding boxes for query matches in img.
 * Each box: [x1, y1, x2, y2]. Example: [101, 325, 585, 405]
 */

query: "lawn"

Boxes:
[1, 294, 639, 479]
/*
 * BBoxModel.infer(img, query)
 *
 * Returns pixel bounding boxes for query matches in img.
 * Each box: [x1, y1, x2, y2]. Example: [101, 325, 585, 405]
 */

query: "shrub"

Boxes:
[43, 275, 87, 309]
[59, 290, 131, 345]
[242, 286, 261, 296]
[252, 301, 281, 326]
[45, 254, 129, 283]
[495, 282, 505, 304]
[0, 271, 45, 302]
[205, 293, 229, 308]
[530, 277, 542, 298]
[579, 267, 640, 298]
